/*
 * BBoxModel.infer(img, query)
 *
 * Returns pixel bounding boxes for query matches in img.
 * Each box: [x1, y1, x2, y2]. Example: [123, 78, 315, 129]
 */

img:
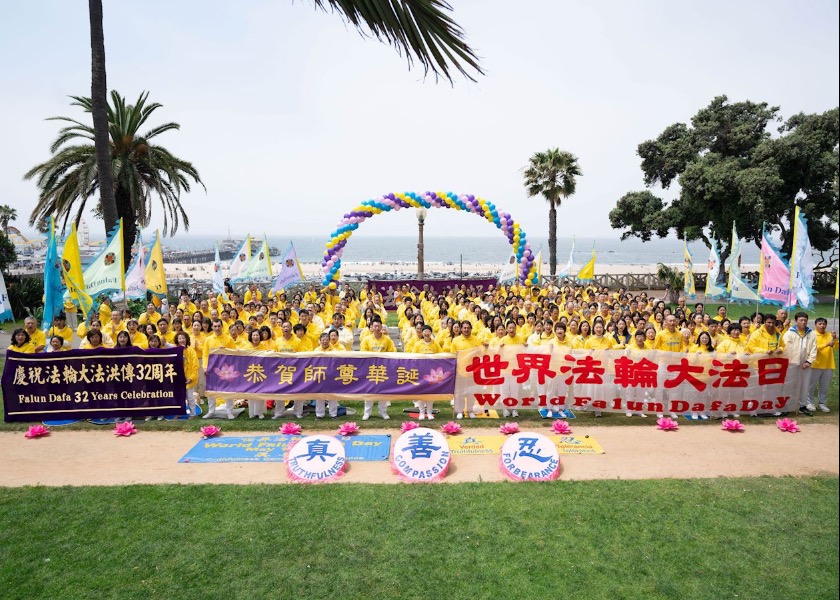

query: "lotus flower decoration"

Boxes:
[440, 421, 462, 436]
[200, 425, 221, 438]
[423, 367, 451, 384]
[499, 422, 520, 435]
[114, 421, 137, 436]
[656, 417, 679, 431]
[279, 422, 302, 435]
[776, 418, 800, 433]
[551, 420, 573, 435]
[401, 421, 420, 433]
[721, 419, 745, 432]
[337, 422, 360, 436]
[24, 425, 50, 439]
[213, 364, 241, 381]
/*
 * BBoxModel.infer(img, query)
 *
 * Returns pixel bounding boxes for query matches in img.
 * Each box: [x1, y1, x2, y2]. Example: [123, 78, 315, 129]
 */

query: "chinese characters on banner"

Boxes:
[1, 347, 187, 421]
[205, 350, 456, 400]
[455, 346, 802, 416]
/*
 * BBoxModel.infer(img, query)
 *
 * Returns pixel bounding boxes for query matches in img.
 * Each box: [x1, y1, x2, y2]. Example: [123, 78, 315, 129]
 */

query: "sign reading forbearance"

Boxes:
[2, 347, 187, 421]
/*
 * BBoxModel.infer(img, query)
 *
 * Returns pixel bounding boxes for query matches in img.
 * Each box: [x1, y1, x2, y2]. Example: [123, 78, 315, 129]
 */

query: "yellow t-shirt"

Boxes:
[813, 331, 838, 370]
[409, 339, 443, 354]
[202, 333, 234, 368]
[360, 335, 396, 353]
[654, 329, 685, 353]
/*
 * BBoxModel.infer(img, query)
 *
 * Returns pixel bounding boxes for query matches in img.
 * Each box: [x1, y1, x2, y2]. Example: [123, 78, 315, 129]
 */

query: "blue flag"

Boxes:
[42, 217, 65, 331]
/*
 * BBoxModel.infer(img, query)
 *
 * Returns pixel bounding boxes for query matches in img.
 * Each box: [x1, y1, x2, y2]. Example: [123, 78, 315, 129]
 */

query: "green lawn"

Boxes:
[0, 477, 836, 600]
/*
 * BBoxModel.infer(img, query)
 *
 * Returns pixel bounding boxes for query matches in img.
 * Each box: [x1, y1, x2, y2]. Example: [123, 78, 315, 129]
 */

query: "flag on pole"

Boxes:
[82, 219, 125, 298]
[0, 269, 13, 322]
[43, 217, 65, 331]
[534, 248, 543, 286]
[240, 235, 272, 280]
[726, 223, 760, 303]
[124, 233, 147, 300]
[61, 223, 87, 306]
[228, 235, 251, 281]
[683, 236, 696, 299]
[576, 247, 596, 281]
[559, 237, 574, 279]
[212, 243, 231, 303]
[498, 251, 517, 285]
[789, 206, 815, 309]
[705, 237, 726, 299]
[757, 223, 791, 305]
[145, 230, 168, 298]
[272, 243, 306, 292]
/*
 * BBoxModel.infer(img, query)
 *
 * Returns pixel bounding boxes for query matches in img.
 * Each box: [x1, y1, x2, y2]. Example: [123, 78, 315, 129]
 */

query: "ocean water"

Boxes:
[160, 235, 762, 266]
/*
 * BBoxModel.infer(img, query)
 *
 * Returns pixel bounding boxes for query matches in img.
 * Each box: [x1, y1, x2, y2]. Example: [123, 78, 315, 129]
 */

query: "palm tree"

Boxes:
[0, 205, 17, 234]
[523, 149, 582, 278]
[84, 1, 484, 241]
[25, 91, 203, 268]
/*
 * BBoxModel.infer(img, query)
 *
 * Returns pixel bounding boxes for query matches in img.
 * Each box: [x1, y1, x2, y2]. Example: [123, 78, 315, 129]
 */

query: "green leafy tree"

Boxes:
[83, 0, 484, 242]
[523, 149, 582, 277]
[0, 231, 17, 273]
[25, 91, 204, 269]
[610, 95, 839, 267]
[0, 205, 18, 235]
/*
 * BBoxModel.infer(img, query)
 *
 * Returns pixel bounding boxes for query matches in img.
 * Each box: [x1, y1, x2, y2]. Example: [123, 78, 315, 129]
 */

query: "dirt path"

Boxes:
[1, 424, 837, 486]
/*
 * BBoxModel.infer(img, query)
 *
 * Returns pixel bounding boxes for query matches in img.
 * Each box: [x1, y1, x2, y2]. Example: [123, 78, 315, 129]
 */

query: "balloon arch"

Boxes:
[320, 191, 537, 286]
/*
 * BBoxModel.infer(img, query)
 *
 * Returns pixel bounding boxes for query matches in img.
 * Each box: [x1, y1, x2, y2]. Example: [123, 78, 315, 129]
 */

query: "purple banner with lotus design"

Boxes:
[2, 347, 187, 422]
[206, 350, 456, 400]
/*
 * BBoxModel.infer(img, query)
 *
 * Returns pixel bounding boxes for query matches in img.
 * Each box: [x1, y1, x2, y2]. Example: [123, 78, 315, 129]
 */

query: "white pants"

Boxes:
[364, 399, 388, 417]
[808, 369, 832, 406]
[249, 399, 266, 417]
[316, 399, 338, 418]
[795, 366, 813, 407]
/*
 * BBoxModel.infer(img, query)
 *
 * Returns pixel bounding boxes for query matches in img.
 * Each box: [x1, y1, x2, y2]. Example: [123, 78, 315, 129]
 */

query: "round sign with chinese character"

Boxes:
[499, 432, 561, 482]
[392, 427, 451, 483]
[285, 434, 346, 484]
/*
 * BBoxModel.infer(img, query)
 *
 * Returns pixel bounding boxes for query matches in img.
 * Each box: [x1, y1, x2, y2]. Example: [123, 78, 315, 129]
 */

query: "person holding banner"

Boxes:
[203, 319, 236, 420]
[359, 320, 395, 420]
[782, 312, 818, 415]
[451, 320, 483, 419]
[809, 318, 837, 413]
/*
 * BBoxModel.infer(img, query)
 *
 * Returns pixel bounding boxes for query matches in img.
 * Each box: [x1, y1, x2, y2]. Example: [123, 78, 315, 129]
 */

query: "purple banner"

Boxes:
[2, 347, 187, 422]
[367, 278, 498, 309]
[206, 350, 456, 400]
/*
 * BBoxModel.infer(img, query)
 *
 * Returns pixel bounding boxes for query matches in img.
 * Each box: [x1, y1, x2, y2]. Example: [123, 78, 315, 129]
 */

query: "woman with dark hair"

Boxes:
[115, 331, 133, 348]
[9, 329, 34, 353]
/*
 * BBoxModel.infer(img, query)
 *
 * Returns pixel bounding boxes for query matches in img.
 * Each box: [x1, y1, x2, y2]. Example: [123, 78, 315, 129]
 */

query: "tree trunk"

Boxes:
[88, 0, 117, 236]
[548, 202, 557, 277]
[115, 186, 137, 273]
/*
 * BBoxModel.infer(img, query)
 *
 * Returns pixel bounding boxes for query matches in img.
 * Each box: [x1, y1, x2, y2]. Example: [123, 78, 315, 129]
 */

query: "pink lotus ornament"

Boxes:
[776, 418, 800, 433]
[423, 367, 452, 384]
[551, 420, 573, 435]
[114, 421, 137, 436]
[721, 419, 745, 432]
[337, 422, 360, 436]
[200, 425, 221, 438]
[499, 422, 520, 435]
[401, 421, 420, 433]
[440, 421, 462, 436]
[279, 422, 302, 435]
[212, 364, 241, 381]
[656, 417, 679, 431]
[24, 424, 50, 439]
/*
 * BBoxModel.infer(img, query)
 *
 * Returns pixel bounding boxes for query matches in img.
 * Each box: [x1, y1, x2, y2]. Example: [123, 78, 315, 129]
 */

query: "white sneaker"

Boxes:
[656, 413, 664, 419]
[202, 411, 215, 419]
[456, 412, 463, 420]
[144, 416, 153, 422]
[227, 412, 235, 420]
[502, 409, 510, 417]
[295, 414, 302, 419]
[626, 412, 633, 418]
[468, 412, 476, 419]
[271, 414, 281, 420]
[362, 414, 370, 421]
[380, 413, 390, 420]
[806, 403, 817, 412]
[418, 413, 426, 420]
[511, 410, 519, 418]
[818, 404, 830, 413]
[427, 413, 435, 420]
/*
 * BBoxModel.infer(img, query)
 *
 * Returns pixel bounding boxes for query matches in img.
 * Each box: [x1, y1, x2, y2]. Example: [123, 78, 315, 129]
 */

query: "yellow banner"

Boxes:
[447, 434, 603, 455]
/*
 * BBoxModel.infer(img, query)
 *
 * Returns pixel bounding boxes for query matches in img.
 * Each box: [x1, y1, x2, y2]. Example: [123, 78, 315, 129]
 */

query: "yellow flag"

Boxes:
[577, 248, 596, 281]
[145, 230, 168, 297]
[835, 263, 839, 300]
[63, 267, 94, 320]
[61, 223, 86, 303]
[535, 249, 543, 284]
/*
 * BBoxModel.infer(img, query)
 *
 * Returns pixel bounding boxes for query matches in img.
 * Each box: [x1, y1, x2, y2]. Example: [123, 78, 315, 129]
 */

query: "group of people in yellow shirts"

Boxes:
[8, 280, 837, 420]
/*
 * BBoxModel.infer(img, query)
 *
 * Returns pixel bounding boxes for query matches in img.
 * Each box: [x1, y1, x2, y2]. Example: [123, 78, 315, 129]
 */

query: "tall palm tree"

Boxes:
[25, 91, 203, 268]
[523, 149, 582, 278]
[84, 1, 484, 242]
[0, 205, 17, 234]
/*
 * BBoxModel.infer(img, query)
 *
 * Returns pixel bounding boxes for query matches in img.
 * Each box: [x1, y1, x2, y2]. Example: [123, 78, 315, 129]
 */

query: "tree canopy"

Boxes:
[610, 95, 839, 267]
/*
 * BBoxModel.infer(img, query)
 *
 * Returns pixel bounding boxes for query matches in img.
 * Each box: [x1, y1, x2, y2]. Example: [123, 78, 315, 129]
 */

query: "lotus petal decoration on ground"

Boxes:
[656, 417, 679, 431]
[114, 421, 137, 436]
[722, 419, 745, 432]
[24, 425, 50, 439]
[551, 420, 573, 435]
[200, 425, 221, 438]
[337, 422, 360, 436]
[440, 421, 462, 436]
[776, 418, 800, 433]
[400, 421, 420, 433]
[499, 422, 520, 435]
[279, 422, 302, 435]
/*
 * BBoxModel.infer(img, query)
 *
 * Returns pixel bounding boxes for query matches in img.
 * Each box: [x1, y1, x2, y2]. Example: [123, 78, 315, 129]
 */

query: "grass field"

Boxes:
[0, 477, 836, 600]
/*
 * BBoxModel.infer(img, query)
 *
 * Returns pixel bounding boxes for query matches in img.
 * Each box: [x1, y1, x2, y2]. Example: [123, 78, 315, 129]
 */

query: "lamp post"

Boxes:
[416, 207, 427, 279]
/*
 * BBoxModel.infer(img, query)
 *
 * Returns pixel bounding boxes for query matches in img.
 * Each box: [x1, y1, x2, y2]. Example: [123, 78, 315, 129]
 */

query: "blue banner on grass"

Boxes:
[179, 434, 391, 463]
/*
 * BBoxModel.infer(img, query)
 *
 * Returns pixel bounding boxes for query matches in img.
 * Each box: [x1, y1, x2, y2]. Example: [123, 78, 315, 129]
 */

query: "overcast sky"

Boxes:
[2, 0, 838, 242]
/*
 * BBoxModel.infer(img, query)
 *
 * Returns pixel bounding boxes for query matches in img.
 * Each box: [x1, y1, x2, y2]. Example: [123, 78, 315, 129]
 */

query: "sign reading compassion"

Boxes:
[285, 435, 347, 483]
[391, 427, 451, 483]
